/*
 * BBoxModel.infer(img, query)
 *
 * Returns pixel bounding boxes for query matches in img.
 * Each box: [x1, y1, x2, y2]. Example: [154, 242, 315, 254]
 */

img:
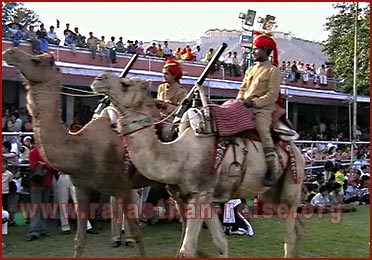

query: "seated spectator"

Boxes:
[358, 175, 370, 204]
[218, 198, 254, 236]
[328, 182, 344, 205]
[36, 24, 49, 53]
[135, 41, 144, 55]
[47, 25, 60, 45]
[181, 48, 195, 61]
[2, 207, 10, 248]
[317, 64, 327, 85]
[310, 184, 330, 213]
[173, 47, 182, 59]
[279, 61, 286, 71]
[192, 45, 202, 62]
[156, 44, 164, 58]
[163, 41, 172, 58]
[146, 42, 157, 56]
[7, 21, 23, 47]
[116, 37, 126, 53]
[201, 48, 214, 63]
[325, 63, 333, 79]
[231, 52, 241, 76]
[344, 179, 359, 204]
[73, 27, 85, 47]
[64, 31, 76, 54]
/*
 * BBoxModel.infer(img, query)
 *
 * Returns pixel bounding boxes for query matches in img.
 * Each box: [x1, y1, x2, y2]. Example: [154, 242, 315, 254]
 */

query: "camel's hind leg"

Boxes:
[204, 206, 228, 258]
[120, 190, 146, 258]
[73, 187, 90, 258]
[283, 143, 305, 258]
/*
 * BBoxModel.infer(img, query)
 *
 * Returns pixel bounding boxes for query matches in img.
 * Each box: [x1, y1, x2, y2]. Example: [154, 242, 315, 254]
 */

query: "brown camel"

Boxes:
[2, 47, 155, 258]
[91, 73, 306, 258]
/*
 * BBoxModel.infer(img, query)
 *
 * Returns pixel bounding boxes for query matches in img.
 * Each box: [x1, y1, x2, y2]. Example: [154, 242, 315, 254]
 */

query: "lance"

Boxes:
[173, 42, 228, 119]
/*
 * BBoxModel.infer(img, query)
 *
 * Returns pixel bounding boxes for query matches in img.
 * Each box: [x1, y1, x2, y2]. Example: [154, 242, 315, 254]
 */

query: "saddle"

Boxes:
[185, 100, 299, 142]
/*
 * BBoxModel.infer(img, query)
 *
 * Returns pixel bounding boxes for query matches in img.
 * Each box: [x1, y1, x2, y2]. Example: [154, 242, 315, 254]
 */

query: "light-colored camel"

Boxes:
[2, 47, 156, 258]
[91, 73, 306, 258]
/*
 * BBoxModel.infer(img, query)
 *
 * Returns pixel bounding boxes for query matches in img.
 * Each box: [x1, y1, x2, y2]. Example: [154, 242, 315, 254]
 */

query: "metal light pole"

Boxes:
[351, 2, 359, 163]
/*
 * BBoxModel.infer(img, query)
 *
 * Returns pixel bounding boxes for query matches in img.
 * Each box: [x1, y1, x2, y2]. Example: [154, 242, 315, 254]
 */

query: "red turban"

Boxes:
[163, 59, 183, 80]
[253, 31, 278, 66]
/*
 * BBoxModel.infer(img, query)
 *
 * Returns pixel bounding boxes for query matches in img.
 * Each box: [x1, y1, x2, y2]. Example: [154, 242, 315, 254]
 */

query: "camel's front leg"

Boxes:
[73, 187, 90, 258]
[178, 193, 208, 258]
[205, 205, 228, 258]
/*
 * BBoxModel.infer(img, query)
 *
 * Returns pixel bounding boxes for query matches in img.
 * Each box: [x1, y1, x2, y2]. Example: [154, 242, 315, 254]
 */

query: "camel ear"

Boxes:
[141, 80, 151, 90]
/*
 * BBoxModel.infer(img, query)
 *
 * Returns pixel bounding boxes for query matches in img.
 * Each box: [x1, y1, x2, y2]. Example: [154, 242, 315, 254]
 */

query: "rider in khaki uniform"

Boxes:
[156, 59, 187, 115]
[237, 31, 281, 187]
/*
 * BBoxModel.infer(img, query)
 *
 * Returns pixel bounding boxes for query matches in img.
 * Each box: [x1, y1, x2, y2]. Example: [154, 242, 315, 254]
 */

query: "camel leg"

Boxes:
[204, 207, 228, 258]
[73, 187, 90, 258]
[120, 191, 146, 258]
[284, 206, 300, 258]
[166, 186, 186, 258]
[178, 194, 208, 258]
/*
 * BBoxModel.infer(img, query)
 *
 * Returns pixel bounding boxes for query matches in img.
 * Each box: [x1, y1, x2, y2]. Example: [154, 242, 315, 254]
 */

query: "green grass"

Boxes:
[2, 206, 370, 258]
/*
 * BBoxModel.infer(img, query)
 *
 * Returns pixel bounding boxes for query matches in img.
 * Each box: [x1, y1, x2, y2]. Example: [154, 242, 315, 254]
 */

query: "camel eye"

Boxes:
[121, 82, 129, 92]
[31, 58, 41, 65]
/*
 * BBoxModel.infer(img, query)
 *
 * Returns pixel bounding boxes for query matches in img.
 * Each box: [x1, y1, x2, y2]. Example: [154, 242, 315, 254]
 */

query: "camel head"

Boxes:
[91, 73, 151, 112]
[2, 47, 59, 83]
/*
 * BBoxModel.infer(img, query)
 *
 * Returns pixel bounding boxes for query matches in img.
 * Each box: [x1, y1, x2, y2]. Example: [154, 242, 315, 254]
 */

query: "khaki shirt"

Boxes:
[157, 82, 187, 114]
[237, 60, 281, 109]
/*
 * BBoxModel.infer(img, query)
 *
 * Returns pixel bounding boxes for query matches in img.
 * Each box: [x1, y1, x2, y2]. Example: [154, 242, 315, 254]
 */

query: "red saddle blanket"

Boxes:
[207, 100, 286, 137]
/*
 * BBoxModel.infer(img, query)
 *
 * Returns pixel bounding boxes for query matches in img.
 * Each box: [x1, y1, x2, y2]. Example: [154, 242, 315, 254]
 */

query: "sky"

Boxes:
[23, 2, 340, 43]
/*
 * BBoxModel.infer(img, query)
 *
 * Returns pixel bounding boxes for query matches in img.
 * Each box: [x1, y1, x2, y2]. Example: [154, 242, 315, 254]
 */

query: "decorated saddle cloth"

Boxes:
[207, 100, 285, 137]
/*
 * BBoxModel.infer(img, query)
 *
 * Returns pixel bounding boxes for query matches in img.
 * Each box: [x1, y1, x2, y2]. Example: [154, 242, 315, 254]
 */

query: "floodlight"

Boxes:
[239, 12, 246, 19]
[244, 10, 256, 26]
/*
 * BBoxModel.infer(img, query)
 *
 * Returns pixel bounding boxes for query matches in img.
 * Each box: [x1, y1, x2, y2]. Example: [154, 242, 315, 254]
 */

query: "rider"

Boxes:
[156, 59, 187, 115]
[156, 59, 187, 141]
[236, 31, 281, 187]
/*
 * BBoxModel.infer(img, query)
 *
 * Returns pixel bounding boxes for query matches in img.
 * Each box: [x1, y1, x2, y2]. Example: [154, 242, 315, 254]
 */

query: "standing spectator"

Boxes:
[105, 36, 117, 63]
[2, 207, 10, 248]
[2, 159, 14, 219]
[7, 112, 22, 132]
[98, 36, 106, 60]
[25, 147, 58, 241]
[87, 32, 100, 59]
[232, 52, 241, 76]
[19, 136, 33, 164]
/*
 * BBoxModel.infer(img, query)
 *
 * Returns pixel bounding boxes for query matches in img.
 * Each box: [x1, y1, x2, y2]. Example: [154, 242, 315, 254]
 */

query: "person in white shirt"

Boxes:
[310, 185, 330, 212]
[192, 46, 202, 62]
[2, 159, 14, 223]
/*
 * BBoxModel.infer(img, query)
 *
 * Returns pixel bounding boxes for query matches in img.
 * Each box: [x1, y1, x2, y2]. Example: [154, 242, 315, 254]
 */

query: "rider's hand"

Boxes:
[243, 98, 255, 108]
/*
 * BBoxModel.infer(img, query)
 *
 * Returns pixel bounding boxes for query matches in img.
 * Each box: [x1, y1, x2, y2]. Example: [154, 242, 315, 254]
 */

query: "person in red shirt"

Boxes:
[26, 147, 58, 241]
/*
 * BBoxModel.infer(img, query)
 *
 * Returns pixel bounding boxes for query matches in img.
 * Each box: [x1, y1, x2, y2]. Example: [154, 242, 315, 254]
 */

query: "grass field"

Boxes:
[2, 205, 370, 258]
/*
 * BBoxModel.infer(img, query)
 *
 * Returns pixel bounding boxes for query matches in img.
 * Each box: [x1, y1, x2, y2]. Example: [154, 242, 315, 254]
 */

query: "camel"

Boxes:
[2, 47, 156, 258]
[91, 73, 306, 258]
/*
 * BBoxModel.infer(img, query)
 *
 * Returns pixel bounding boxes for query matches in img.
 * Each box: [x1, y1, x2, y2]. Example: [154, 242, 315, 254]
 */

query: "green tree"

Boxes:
[323, 2, 370, 95]
[2, 2, 40, 28]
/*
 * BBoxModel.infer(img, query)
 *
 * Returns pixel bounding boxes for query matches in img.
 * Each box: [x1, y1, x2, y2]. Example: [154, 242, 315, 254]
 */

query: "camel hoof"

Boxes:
[124, 241, 135, 248]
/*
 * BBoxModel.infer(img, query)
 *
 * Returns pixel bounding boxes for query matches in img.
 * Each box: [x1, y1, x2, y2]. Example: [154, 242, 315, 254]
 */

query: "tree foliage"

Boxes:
[323, 2, 370, 95]
[2, 2, 40, 28]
